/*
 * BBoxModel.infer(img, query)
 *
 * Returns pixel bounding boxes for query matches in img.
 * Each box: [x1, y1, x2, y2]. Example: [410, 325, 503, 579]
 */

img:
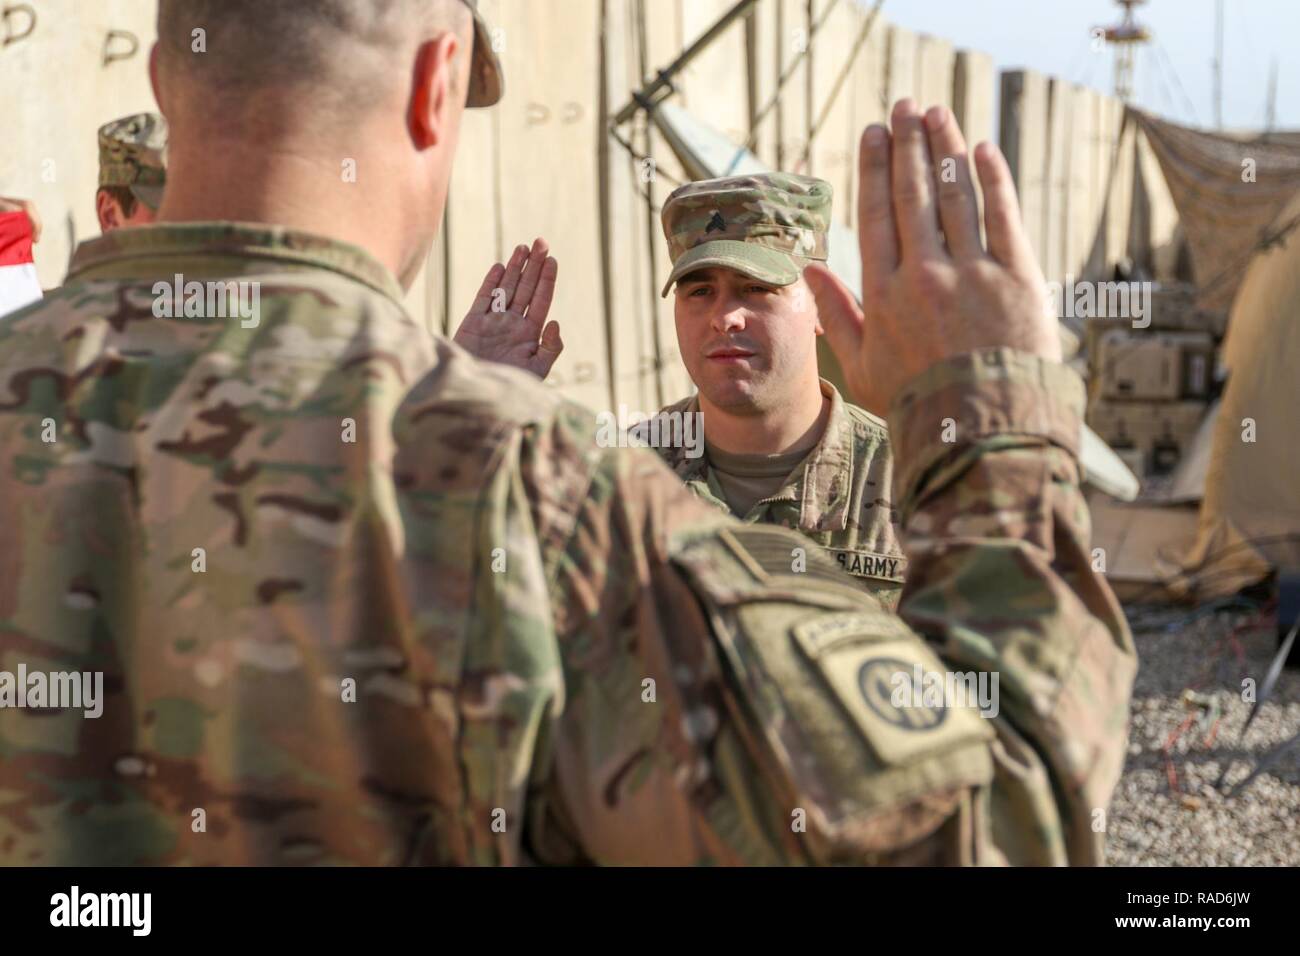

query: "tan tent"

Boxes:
[1178, 187, 1300, 598]
[1133, 110, 1300, 312]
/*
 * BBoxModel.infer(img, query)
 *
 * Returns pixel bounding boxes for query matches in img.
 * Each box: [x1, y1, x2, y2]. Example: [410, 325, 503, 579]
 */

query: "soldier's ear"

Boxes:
[409, 31, 464, 151]
[95, 190, 120, 233]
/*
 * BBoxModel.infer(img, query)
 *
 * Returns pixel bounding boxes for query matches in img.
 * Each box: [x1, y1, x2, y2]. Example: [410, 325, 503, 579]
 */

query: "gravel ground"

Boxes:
[1106, 606, 1300, 866]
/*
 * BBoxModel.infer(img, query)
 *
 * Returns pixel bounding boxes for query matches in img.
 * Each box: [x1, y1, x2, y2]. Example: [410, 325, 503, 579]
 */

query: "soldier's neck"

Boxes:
[700, 378, 830, 457]
[155, 139, 414, 290]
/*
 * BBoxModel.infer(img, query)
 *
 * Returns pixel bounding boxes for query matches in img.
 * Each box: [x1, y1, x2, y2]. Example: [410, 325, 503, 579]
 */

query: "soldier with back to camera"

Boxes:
[0, 0, 1134, 866]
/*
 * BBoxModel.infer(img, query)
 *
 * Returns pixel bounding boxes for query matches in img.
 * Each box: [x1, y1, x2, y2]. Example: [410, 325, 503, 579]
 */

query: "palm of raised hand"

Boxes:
[805, 100, 1059, 416]
[454, 238, 563, 379]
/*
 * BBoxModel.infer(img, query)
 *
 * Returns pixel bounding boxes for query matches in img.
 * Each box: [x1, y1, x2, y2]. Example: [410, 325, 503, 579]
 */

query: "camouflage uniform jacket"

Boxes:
[0, 223, 1136, 866]
[657, 381, 905, 608]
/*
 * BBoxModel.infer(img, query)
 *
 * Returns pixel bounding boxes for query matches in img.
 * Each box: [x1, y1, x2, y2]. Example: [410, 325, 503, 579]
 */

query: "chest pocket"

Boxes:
[670, 526, 992, 857]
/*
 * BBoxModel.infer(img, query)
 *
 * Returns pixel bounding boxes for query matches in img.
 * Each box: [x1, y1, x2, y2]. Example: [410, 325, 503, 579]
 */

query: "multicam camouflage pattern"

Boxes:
[660, 172, 831, 296]
[658, 381, 906, 610]
[97, 112, 168, 210]
[0, 224, 1135, 865]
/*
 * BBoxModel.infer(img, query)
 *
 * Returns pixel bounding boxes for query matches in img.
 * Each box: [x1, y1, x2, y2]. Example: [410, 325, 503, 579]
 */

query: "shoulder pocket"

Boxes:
[671, 526, 993, 855]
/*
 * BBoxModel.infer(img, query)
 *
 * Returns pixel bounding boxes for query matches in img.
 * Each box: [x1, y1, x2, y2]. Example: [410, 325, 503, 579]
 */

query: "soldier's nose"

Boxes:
[712, 307, 747, 333]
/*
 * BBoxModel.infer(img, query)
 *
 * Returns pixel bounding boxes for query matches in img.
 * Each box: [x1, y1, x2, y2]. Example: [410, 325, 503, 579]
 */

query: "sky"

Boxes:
[875, 0, 1298, 131]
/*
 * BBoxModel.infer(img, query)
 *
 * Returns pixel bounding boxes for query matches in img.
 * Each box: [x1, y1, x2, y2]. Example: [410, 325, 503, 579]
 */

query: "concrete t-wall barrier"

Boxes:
[637, 0, 695, 406]
[603, 0, 662, 413]
[954, 50, 995, 236]
[1, 0, 158, 290]
[681, 0, 751, 153]
[494, 0, 611, 412]
[809, 0, 864, 205]
[774, 0, 811, 174]
[914, 34, 955, 112]
[954, 51, 996, 150]
[999, 67, 1152, 283]
[1105, 99, 1138, 272]
[3, 0, 1178, 410]
[844, 7, 889, 228]
[1000, 70, 1050, 269]
[1042, 77, 1073, 284]
[1084, 89, 1113, 278]
[1063, 83, 1098, 281]
[884, 23, 919, 108]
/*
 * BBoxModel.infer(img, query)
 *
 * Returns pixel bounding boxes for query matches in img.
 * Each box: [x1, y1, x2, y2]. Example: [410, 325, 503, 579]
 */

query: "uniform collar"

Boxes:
[666, 379, 857, 531]
[66, 222, 406, 304]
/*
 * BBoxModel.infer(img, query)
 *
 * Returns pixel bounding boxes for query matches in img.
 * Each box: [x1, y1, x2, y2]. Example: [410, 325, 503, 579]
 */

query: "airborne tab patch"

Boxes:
[792, 619, 992, 765]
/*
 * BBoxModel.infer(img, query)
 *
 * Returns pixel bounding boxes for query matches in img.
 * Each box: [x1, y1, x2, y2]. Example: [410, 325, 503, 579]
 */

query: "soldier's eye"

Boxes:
[688, 286, 711, 297]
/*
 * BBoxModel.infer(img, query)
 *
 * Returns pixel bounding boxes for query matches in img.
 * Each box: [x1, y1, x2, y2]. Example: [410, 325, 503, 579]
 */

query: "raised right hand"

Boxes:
[805, 99, 1059, 415]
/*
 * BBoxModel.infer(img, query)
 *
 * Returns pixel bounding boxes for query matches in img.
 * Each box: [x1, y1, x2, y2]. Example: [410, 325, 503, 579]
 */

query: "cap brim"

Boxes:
[130, 183, 165, 212]
[466, 7, 503, 108]
[661, 240, 804, 297]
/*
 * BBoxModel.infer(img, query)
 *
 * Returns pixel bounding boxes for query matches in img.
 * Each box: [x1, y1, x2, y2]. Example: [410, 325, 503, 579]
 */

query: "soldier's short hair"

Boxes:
[156, 0, 470, 115]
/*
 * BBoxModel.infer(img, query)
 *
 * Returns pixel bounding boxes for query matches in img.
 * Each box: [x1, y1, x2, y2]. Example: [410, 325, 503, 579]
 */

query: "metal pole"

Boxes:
[1266, 58, 1278, 132]
[1213, 0, 1224, 129]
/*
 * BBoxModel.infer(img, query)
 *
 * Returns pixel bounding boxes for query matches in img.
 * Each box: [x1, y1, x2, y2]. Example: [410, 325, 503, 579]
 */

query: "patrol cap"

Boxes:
[97, 112, 168, 211]
[660, 172, 832, 297]
[461, 0, 503, 108]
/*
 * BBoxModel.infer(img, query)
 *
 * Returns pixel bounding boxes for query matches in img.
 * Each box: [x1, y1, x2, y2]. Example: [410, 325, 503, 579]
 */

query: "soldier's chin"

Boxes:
[699, 377, 764, 413]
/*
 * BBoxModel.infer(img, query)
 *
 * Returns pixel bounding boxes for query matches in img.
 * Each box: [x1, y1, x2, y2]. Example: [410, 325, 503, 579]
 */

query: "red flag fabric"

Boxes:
[0, 210, 42, 315]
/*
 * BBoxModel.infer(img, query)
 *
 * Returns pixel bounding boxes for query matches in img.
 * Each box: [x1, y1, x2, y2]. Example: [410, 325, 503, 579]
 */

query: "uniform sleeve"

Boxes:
[521, 349, 1135, 866]
[885, 348, 1137, 865]
[524, 414, 995, 866]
